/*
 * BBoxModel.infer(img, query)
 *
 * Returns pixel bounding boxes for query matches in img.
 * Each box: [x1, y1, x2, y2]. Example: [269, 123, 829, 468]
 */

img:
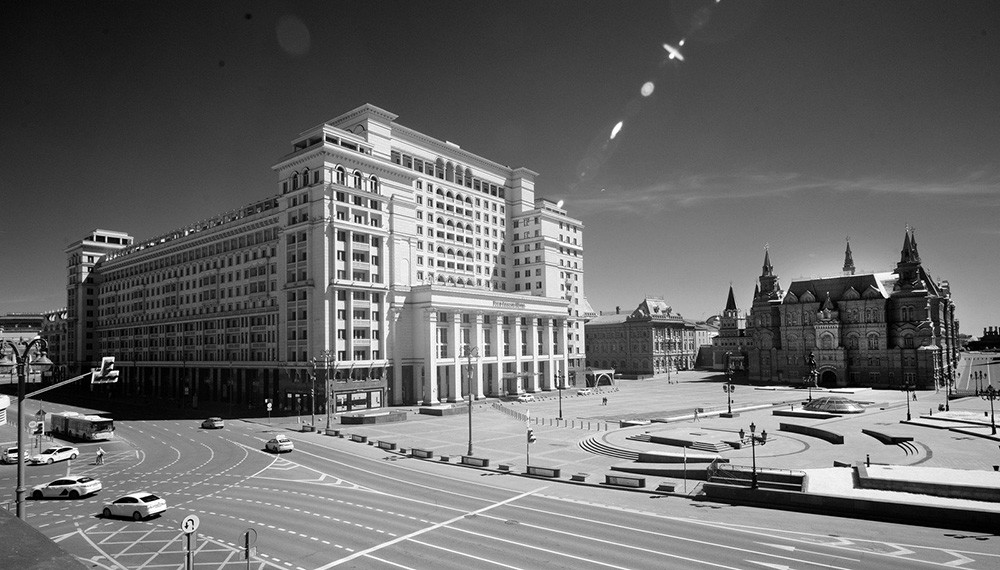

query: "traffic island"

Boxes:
[340, 410, 407, 424]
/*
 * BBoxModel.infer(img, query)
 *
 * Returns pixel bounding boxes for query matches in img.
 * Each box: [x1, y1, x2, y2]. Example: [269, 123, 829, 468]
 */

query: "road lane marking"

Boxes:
[315, 486, 547, 569]
[409, 538, 527, 569]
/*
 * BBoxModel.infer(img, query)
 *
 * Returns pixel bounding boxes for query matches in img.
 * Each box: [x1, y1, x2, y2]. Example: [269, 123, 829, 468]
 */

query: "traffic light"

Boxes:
[527, 428, 536, 444]
[33, 423, 43, 435]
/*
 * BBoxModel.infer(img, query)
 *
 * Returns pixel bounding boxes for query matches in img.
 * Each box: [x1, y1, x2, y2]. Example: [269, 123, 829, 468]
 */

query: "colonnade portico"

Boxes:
[419, 308, 569, 405]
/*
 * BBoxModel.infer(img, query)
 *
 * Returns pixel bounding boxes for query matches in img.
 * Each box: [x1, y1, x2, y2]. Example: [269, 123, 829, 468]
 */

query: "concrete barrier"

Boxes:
[656, 482, 677, 492]
[498, 464, 512, 472]
[702, 482, 1000, 532]
[410, 448, 434, 459]
[376, 440, 396, 450]
[350, 434, 368, 443]
[779, 422, 844, 444]
[460, 456, 489, 467]
[605, 474, 645, 488]
[527, 465, 561, 478]
[571, 473, 589, 482]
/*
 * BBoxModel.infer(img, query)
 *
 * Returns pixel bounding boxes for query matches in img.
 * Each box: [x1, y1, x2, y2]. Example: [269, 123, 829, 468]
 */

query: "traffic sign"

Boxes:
[181, 514, 200, 534]
[266, 402, 272, 411]
[28, 421, 39, 430]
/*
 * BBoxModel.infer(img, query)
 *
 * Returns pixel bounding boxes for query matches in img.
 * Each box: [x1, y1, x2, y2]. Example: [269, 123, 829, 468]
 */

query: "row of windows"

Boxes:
[283, 166, 381, 195]
[394, 152, 505, 199]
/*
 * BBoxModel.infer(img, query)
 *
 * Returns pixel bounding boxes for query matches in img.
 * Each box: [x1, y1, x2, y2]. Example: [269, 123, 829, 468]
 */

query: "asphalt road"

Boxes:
[4, 406, 999, 569]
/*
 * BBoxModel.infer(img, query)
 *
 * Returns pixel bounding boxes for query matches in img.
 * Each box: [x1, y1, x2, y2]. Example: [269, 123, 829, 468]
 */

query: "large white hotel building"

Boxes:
[64, 104, 588, 414]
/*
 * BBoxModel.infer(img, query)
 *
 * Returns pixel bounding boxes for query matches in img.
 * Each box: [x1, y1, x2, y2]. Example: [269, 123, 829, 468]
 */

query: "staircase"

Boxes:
[579, 435, 639, 460]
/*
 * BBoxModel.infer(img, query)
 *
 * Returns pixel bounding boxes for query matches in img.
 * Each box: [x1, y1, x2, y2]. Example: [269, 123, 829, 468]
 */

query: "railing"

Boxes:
[491, 402, 611, 432]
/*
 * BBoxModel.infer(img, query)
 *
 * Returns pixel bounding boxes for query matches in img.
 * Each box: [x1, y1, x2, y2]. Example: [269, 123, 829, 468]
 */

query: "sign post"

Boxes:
[181, 514, 200, 570]
[241, 527, 258, 570]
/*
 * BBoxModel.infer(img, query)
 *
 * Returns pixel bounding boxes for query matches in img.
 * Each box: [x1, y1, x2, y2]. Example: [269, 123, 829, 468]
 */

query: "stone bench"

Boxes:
[605, 474, 645, 488]
[460, 456, 490, 467]
[861, 428, 914, 445]
[656, 482, 677, 492]
[376, 440, 396, 451]
[410, 448, 434, 459]
[498, 464, 512, 472]
[779, 422, 844, 444]
[527, 465, 561, 478]
[570, 473, 589, 482]
[350, 434, 368, 444]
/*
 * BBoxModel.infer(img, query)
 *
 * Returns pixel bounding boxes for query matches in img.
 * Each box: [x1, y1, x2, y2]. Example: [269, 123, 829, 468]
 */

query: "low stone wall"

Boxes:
[637, 451, 724, 464]
[857, 464, 1000, 502]
[340, 411, 407, 424]
[778, 422, 844, 444]
[418, 405, 466, 417]
[702, 482, 1000, 532]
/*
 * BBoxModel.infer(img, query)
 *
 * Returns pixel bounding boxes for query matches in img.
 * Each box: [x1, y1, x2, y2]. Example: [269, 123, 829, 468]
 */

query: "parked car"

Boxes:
[31, 475, 102, 499]
[576, 388, 593, 396]
[102, 492, 167, 521]
[1, 446, 28, 464]
[516, 394, 536, 403]
[29, 446, 79, 465]
[265, 434, 294, 453]
[201, 417, 224, 429]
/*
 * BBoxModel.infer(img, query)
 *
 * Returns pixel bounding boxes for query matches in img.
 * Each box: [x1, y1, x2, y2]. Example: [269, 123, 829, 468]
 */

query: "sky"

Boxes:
[2, 1, 998, 338]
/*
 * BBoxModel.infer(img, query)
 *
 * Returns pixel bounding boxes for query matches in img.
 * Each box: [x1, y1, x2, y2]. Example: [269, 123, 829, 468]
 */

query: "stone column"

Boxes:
[423, 309, 439, 405]
[474, 313, 485, 399]
[389, 306, 403, 405]
[495, 314, 505, 396]
[543, 317, 554, 390]
[449, 312, 462, 402]
[527, 317, 540, 392]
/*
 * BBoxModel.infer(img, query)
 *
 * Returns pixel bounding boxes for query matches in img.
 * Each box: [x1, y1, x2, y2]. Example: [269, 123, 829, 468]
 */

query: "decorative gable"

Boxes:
[842, 286, 860, 301]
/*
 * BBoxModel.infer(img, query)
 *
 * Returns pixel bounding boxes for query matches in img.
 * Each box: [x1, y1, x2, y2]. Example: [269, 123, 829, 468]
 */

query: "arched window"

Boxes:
[435, 158, 445, 179]
[369, 176, 380, 194]
[353, 171, 363, 190]
[464, 167, 473, 187]
[446, 161, 454, 182]
[867, 334, 879, 350]
[291, 173, 299, 190]
[820, 333, 834, 350]
[302, 168, 310, 186]
[336, 167, 346, 185]
[903, 334, 914, 348]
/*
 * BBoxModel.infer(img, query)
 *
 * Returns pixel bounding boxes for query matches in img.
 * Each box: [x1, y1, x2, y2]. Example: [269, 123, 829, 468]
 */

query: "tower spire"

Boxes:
[725, 284, 738, 312]
[762, 243, 773, 276]
[843, 235, 855, 275]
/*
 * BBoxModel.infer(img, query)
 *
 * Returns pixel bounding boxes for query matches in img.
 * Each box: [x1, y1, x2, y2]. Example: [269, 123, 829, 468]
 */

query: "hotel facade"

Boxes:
[64, 105, 587, 413]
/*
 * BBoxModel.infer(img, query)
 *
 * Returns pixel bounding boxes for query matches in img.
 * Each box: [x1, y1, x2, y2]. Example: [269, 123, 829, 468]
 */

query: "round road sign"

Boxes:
[181, 514, 200, 534]
[28, 421, 39, 429]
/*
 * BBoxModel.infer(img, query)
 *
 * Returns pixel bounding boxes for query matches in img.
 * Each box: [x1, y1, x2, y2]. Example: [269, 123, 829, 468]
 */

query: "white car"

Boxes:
[30, 446, 79, 465]
[576, 388, 593, 396]
[201, 417, 224, 429]
[31, 475, 102, 499]
[265, 435, 294, 453]
[103, 492, 167, 521]
[516, 394, 536, 403]
[1, 446, 28, 464]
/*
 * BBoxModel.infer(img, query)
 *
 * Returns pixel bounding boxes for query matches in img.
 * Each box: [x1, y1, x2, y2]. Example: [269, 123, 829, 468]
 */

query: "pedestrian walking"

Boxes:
[912, 392, 917, 401]
[96, 447, 105, 465]
[693, 409, 700, 422]
[602, 396, 608, 406]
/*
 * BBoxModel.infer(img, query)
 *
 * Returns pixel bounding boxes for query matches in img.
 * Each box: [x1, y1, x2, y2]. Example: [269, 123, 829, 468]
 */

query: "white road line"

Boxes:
[71, 525, 130, 570]
[315, 487, 547, 569]
[409, 538, 526, 569]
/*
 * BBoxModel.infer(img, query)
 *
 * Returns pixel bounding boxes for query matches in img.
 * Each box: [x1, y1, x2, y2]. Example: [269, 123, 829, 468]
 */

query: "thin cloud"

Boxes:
[570, 171, 1000, 216]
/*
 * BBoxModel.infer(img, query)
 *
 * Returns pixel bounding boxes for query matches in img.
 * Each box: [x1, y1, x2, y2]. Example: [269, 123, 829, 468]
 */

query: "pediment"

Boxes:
[842, 287, 860, 300]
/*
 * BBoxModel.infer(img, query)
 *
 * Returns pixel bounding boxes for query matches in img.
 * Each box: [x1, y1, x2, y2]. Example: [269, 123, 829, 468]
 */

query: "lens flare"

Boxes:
[610, 121, 624, 140]
[662, 43, 684, 61]
[641, 81, 655, 97]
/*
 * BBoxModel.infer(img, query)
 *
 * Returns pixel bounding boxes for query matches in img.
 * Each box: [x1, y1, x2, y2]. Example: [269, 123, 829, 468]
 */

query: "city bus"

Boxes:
[48, 412, 115, 441]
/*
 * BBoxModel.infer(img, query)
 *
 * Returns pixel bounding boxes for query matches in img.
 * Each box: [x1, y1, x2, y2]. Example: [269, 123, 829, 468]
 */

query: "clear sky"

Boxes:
[2, 1, 998, 338]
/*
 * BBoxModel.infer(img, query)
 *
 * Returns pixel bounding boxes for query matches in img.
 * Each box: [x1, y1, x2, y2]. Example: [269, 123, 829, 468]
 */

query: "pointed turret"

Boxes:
[757, 246, 781, 301]
[895, 227, 924, 290]
[843, 237, 855, 276]
[725, 285, 738, 312]
[900, 230, 917, 264]
[762, 248, 773, 277]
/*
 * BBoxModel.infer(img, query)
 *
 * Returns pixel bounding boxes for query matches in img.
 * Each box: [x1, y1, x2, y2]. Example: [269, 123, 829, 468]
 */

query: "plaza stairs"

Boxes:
[579, 435, 639, 461]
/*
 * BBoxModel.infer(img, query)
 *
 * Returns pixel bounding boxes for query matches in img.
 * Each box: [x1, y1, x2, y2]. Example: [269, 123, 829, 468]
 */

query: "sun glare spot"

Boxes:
[610, 121, 624, 139]
[640, 82, 655, 97]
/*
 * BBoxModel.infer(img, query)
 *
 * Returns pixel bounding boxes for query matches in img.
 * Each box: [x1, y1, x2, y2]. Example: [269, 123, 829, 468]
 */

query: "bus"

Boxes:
[48, 412, 115, 441]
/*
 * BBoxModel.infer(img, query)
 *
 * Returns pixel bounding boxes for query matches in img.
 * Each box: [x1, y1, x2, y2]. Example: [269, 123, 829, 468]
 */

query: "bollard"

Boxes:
[866, 454, 870, 467]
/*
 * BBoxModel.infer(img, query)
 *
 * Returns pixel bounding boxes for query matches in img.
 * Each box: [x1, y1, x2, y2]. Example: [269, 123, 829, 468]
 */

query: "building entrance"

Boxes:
[820, 369, 838, 387]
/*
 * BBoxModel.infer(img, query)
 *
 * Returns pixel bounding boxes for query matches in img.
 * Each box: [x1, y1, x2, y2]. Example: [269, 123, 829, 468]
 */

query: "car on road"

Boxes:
[516, 394, 536, 403]
[576, 388, 593, 396]
[265, 434, 294, 453]
[1, 446, 28, 464]
[31, 475, 102, 499]
[103, 492, 166, 521]
[201, 417, 225, 429]
[29, 446, 79, 465]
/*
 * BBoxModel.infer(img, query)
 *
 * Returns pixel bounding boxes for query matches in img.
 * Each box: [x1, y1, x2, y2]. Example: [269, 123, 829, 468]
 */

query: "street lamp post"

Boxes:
[0, 337, 53, 520]
[902, 381, 915, 421]
[738, 422, 767, 489]
[462, 345, 479, 456]
[556, 372, 565, 421]
[980, 385, 998, 435]
[723, 374, 735, 415]
[807, 351, 817, 402]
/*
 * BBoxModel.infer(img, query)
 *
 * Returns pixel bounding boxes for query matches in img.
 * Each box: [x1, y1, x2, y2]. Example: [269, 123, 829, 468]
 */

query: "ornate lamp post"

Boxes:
[738, 422, 767, 489]
[0, 337, 54, 520]
[901, 381, 915, 421]
[462, 345, 479, 456]
[980, 385, 998, 435]
[807, 351, 817, 402]
[556, 371, 565, 421]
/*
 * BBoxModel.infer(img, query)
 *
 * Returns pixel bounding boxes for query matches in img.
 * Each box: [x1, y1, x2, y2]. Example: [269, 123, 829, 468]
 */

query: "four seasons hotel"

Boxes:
[68, 104, 588, 414]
